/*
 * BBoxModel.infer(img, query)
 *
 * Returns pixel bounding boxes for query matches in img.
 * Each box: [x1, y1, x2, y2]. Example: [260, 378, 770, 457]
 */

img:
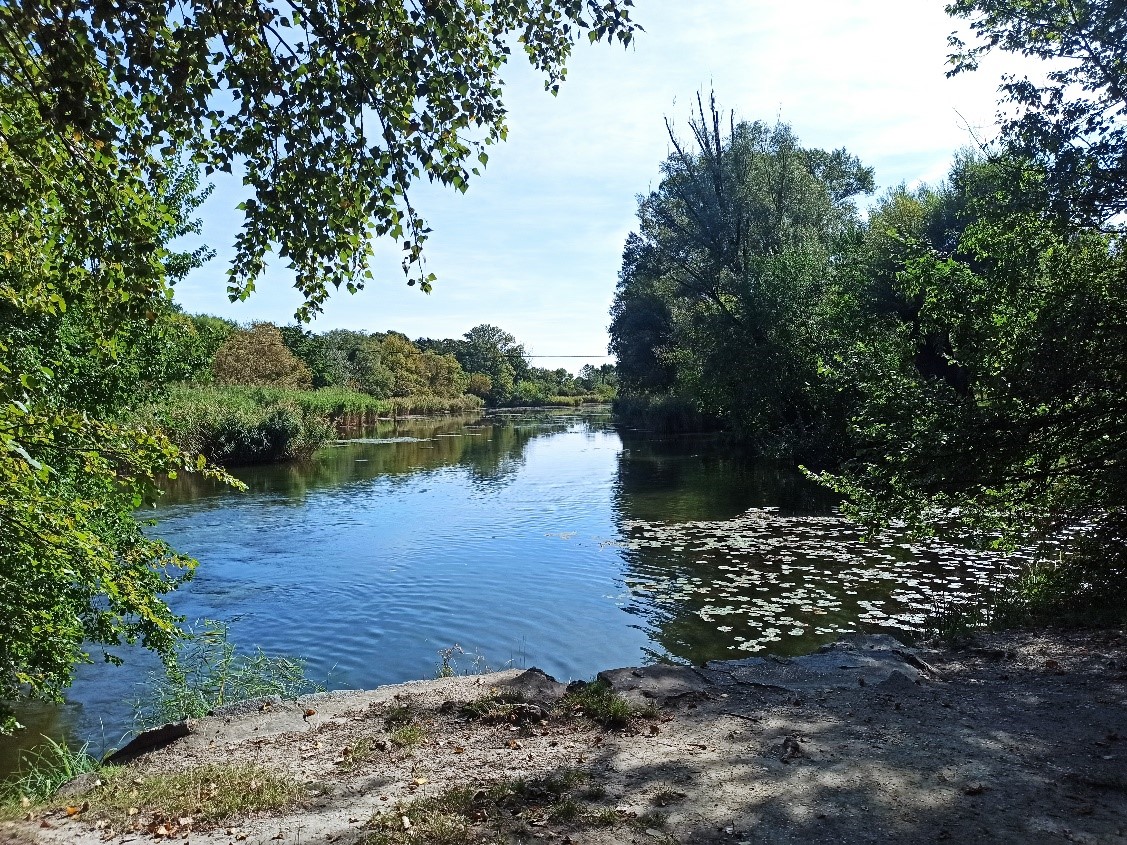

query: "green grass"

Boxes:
[557, 680, 655, 729]
[989, 555, 1127, 628]
[78, 763, 299, 826]
[2, 754, 299, 828]
[459, 690, 528, 723]
[928, 595, 986, 648]
[0, 737, 100, 816]
[496, 394, 608, 408]
[389, 724, 427, 749]
[612, 393, 723, 433]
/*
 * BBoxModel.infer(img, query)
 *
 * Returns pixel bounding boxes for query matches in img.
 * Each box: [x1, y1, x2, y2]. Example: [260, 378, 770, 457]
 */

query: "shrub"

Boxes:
[213, 323, 313, 389]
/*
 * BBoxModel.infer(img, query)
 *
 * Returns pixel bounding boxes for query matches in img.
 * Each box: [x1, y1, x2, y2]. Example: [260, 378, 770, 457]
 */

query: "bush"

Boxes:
[132, 385, 486, 465]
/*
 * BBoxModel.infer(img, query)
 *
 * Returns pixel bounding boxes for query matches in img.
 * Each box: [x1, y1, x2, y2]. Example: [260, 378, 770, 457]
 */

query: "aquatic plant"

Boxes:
[132, 620, 321, 728]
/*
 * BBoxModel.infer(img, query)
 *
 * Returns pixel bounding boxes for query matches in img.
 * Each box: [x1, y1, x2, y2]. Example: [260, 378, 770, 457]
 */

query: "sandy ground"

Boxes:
[4, 629, 1126, 845]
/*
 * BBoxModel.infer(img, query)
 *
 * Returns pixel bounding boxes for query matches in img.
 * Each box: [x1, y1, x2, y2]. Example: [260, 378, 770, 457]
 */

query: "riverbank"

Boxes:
[5, 629, 1125, 845]
[131, 385, 487, 465]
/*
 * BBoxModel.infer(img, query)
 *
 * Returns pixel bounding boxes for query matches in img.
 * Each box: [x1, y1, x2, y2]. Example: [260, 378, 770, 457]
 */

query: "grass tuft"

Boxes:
[928, 596, 985, 648]
[0, 738, 100, 817]
[365, 769, 619, 845]
[558, 680, 647, 729]
[83, 763, 300, 825]
[390, 724, 426, 749]
[459, 689, 527, 723]
[3, 762, 302, 828]
[133, 619, 321, 728]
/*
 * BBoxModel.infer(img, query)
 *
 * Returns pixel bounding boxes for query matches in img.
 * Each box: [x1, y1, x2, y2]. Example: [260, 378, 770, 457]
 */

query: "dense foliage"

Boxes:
[0, 139, 224, 730]
[612, 79, 1126, 612]
[214, 323, 314, 389]
[610, 96, 874, 460]
[946, 0, 1127, 226]
[1, 0, 637, 319]
[132, 319, 606, 464]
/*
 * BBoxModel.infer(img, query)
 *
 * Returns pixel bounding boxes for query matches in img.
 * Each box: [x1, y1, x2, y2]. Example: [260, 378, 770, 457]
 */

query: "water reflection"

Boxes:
[158, 412, 593, 505]
[613, 428, 837, 523]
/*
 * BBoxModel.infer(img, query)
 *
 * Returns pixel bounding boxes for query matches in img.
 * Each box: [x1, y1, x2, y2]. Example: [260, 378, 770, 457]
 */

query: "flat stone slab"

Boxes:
[701, 634, 938, 692]
[597, 664, 712, 706]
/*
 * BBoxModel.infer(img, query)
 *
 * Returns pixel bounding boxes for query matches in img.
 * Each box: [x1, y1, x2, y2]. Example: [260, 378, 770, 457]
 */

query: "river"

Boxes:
[1, 407, 1022, 776]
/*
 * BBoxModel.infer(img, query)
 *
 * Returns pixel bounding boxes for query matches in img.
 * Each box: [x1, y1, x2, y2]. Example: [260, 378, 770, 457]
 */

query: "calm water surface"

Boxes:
[2, 408, 1019, 773]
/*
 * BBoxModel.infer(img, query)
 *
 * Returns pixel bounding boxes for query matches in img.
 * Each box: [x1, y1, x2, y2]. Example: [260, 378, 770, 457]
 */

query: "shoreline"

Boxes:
[7, 629, 1127, 844]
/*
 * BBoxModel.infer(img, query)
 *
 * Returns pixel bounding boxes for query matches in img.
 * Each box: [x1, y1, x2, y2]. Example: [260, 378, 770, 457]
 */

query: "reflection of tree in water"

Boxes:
[612, 427, 836, 524]
[609, 430, 1023, 665]
[157, 409, 609, 506]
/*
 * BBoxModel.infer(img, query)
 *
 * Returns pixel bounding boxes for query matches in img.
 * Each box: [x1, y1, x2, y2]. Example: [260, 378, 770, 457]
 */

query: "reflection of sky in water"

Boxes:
[2, 409, 1033, 775]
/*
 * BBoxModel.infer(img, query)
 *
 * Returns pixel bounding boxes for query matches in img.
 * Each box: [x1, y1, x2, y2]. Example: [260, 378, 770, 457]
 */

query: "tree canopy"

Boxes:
[610, 83, 1127, 616]
[947, 0, 1127, 226]
[0, 0, 638, 729]
[610, 95, 874, 458]
[1, 0, 638, 319]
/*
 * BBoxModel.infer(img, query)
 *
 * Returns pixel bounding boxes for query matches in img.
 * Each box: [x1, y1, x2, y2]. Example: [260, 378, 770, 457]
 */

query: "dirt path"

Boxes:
[5, 630, 1127, 845]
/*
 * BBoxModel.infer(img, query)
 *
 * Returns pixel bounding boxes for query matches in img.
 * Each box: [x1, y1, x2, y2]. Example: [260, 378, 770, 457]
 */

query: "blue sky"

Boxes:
[172, 0, 1024, 372]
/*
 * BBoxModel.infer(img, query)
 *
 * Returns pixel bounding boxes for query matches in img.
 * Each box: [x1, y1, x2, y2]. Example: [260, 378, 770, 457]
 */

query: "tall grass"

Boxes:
[1, 737, 99, 807]
[613, 393, 723, 433]
[132, 384, 484, 465]
[497, 394, 608, 408]
[133, 620, 322, 728]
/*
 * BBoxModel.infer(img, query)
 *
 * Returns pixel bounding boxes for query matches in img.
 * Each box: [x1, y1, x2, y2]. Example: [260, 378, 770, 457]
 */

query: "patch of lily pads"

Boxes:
[606, 508, 1032, 655]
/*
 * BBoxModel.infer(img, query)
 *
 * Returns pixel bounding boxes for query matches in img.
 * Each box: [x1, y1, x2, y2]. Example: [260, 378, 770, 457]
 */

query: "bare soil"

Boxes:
[5, 629, 1127, 845]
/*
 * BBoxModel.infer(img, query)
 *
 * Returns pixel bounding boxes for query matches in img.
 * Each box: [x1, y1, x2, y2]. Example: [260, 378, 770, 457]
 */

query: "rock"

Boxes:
[496, 668, 567, 706]
[104, 720, 191, 766]
[699, 635, 936, 692]
[596, 665, 712, 707]
[877, 670, 919, 692]
[53, 772, 100, 799]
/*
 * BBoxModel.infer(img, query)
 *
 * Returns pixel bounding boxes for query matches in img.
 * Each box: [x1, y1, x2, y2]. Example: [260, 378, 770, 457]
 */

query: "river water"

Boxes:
[2, 407, 1022, 775]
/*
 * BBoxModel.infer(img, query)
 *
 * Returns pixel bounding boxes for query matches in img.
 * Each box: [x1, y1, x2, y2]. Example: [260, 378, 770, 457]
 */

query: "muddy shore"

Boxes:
[5, 630, 1127, 845]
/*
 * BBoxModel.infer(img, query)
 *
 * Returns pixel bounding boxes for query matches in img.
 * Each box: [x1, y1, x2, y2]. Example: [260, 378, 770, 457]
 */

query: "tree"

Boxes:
[947, 0, 1127, 226]
[0, 129, 224, 730]
[610, 95, 874, 458]
[819, 152, 1127, 612]
[1, 0, 638, 319]
[213, 323, 314, 389]
[457, 324, 530, 403]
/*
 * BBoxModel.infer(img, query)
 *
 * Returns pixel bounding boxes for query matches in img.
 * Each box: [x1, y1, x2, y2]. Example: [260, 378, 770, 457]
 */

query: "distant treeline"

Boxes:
[182, 318, 616, 408]
[128, 318, 616, 465]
